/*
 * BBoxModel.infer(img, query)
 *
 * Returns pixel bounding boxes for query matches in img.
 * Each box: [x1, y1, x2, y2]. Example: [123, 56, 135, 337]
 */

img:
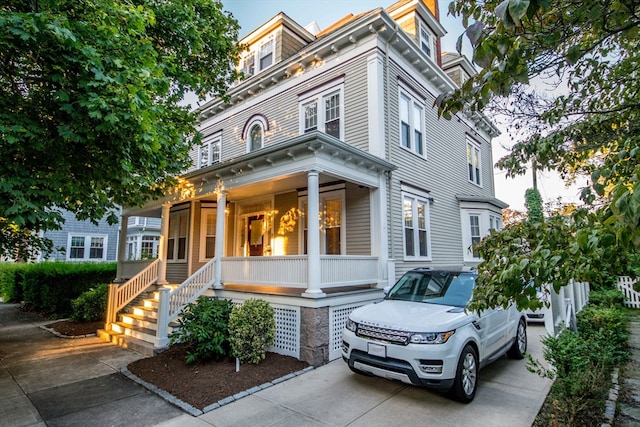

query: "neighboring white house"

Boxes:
[106, 0, 507, 364]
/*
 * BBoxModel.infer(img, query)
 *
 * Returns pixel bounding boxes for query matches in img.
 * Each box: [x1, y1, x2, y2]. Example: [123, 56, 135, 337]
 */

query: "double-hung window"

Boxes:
[419, 23, 432, 59]
[399, 88, 425, 156]
[199, 134, 221, 168]
[67, 235, 107, 261]
[200, 209, 216, 260]
[240, 34, 275, 78]
[300, 188, 345, 255]
[467, 138, 482, 186]
[299, 80, 344, 140]
[461, 209, 503, 261]
[167, 213, 188, 261]
[403, 193, 431, 260]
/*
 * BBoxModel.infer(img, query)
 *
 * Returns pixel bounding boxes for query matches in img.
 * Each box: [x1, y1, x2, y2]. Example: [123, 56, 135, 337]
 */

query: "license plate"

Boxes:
[368, 342, 386, 358]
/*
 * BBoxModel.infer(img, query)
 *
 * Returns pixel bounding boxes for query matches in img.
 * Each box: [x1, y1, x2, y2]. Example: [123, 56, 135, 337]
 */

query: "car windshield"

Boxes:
[386, 271, 475, 307]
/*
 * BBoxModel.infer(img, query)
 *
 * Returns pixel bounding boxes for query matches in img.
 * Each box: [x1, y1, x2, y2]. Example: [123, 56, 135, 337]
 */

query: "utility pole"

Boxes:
[532, 158, 538, 190]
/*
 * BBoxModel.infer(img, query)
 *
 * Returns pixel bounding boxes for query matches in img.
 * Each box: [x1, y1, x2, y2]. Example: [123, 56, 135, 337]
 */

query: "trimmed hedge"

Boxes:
[0, 262, 116, 318]
[0, 262, 26, 302]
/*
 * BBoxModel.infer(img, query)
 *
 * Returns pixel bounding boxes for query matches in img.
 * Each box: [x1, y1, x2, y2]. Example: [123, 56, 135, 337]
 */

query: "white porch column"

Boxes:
[371, 173, 390, 288]
[304, 170, 325, 297]
[157, 203, 170, 285]
[213, 191, 227, 289]
[115, 214, 129, 282]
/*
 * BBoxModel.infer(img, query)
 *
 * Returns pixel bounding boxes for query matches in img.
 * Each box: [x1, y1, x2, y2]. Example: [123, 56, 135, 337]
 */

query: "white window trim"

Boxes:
[467, 138, 482, 187]
[461, 209, 503, 262]
[398, 85, 426, 157]
[167, 211, 189, 263]
[298, 81, 345, 141]
[66, 234, 108, 261]
[419, 21, 436, 60]
[244, 116, 268, 152]
[199, 133, 221, 169]
[199, 208, 216, 262]
[401, 191, 432, 261]
[240, 33, 276, 78]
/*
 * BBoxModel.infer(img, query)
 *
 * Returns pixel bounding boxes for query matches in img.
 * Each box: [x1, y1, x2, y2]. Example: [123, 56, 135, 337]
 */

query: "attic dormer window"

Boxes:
[419, 23, 434, 59]
[259, 36, 274, 69]
[241, 34, 275, 78]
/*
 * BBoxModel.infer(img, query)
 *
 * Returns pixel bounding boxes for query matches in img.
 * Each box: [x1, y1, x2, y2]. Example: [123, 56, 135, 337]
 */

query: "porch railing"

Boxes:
[155, 257, 217, 348]
[105, 258, 160, 327]
[220, 255, 379, 288]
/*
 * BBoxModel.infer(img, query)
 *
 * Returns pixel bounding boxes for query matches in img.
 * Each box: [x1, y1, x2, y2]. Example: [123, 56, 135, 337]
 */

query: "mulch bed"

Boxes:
[45, 319, 310, 410]
[127, 344, 310, 409]
[45, 319, 103, 336]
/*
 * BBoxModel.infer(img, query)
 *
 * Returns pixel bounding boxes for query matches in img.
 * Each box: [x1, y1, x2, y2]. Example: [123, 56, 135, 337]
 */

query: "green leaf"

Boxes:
[508, 0, 531, 26]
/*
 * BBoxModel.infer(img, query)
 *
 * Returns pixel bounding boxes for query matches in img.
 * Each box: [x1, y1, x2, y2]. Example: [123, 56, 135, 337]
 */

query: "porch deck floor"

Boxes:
[222, 284, 378, 297]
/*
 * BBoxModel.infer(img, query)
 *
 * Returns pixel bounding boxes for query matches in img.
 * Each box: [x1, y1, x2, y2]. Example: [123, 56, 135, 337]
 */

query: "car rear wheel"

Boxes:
[507, 318, 527, 359]
[450, 344, 478, 403]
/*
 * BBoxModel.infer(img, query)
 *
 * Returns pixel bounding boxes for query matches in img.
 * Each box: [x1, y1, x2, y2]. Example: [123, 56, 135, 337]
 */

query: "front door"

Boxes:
[247, 215, 264, 256]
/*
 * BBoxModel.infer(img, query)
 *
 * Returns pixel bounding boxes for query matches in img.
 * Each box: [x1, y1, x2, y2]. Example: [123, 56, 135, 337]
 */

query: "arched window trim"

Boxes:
[243, 114, 269, 152]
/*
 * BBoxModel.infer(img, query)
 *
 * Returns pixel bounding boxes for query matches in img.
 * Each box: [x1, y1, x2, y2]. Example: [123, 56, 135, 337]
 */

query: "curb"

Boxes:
[601, 368, 619, 427]
[39, 323, 97, 339]
[121, 364, 315, 417]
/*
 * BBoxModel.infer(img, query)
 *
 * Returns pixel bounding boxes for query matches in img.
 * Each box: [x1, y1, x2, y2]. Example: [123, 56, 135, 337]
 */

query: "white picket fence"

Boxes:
[616, 276, 640, 308]
[544, 279, 590, 336]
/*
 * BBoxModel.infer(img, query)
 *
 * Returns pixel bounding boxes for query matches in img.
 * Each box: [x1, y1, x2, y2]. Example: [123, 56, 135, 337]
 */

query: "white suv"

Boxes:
[342, 268, 527, 403]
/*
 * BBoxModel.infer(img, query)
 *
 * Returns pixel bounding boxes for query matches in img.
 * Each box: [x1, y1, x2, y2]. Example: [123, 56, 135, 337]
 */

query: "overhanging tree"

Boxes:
[438, 0, 640, 311]
[0, 0, 242, 259]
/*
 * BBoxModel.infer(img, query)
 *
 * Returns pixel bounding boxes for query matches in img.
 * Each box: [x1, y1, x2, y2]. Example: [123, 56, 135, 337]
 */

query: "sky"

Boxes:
[219, 0, 585, 212]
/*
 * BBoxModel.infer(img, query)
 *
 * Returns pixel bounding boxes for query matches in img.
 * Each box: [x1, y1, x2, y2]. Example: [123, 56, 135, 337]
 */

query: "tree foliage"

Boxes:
[439, 0, 640, 310]
[0, 0, 242, 258]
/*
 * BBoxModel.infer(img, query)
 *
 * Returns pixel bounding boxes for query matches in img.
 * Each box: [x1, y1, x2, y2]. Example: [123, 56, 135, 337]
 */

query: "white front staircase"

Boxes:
[98, 285, 175, 356]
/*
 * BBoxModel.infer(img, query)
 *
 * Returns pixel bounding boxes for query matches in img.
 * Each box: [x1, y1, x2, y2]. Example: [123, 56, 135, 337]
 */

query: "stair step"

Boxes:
[111, 322, 157, 342]
[131, 305, 158, 319]
[119, 313, 158, 330]
[98, 329, 162, 357]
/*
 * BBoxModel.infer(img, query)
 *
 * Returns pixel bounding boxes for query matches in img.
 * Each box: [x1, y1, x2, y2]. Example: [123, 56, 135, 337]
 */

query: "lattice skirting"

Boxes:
[329, 303, 367, 361]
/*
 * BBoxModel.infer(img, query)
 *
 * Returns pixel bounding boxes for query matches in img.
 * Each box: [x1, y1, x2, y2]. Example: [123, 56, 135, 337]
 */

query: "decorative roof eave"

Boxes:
[456, 194, 509, 210]
[441, 53, 477, 78]
[239, 12, 315, 46]
[184, 131, 397, 183]
[386, 0, 447, 36]
[195, 9, 388, 121]
[195, 8, 499, 139]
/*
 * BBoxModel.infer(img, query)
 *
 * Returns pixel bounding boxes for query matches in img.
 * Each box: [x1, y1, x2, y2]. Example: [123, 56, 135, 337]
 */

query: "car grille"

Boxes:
[356, 324, 411, 345]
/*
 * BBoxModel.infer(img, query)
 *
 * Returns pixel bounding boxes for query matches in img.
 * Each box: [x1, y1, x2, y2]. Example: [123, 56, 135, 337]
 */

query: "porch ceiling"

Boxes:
[123, 132, 396, 216]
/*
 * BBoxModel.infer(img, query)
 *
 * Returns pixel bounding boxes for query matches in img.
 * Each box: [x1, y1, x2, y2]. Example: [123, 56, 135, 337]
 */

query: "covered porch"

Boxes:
[115, 132, 397, 298]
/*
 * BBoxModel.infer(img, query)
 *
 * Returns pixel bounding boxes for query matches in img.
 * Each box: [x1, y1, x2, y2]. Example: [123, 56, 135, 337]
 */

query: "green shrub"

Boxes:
[20, 262, 116, 317]
[0, 262, 27, 302]
[171, 297, 233, 364]
[70, 284, 108, 322]
[577, 305, 629, 367]
[588, 288, 625, 307]
[229, 299, 275, 364]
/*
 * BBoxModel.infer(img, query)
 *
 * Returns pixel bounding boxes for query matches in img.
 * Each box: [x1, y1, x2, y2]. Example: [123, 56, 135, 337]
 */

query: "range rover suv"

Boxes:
[342, 268, 527, 403]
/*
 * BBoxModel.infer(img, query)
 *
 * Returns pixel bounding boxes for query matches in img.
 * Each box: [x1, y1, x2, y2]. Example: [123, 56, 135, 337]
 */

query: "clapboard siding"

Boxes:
[384, 55, 496, 280]
[345, 182, 371, 255]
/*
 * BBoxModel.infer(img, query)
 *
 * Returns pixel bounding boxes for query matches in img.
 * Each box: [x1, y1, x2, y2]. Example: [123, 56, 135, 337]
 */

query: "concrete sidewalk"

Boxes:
[1, 301, 553, 427]
[0, 303, 184, 427]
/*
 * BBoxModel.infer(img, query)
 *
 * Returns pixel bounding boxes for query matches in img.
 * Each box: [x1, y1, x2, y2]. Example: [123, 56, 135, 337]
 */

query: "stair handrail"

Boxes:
[106, 259, 160, 326]
[167, 256, 218, 324]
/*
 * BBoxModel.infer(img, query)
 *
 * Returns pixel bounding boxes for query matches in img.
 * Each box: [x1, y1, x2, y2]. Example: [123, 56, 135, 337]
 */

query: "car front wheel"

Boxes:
[507, 318, 527, 359]
[450, 344, 478, 403]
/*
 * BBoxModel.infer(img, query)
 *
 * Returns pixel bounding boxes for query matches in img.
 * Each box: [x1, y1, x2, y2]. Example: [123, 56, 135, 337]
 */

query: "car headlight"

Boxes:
[346, 318, 357, 332]
[409, 330, 455, 344]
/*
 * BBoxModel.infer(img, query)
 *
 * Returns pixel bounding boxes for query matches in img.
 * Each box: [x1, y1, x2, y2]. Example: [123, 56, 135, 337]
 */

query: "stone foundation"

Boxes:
[299, 306, 330, 366]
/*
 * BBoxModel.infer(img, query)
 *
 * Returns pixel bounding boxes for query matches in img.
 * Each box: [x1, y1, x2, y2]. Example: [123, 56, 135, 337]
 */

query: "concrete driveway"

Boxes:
[158, 324, 551, 427]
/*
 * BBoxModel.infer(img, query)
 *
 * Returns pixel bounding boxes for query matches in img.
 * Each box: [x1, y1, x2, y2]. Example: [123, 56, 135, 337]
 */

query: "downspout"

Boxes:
[385, 24, 399, 266]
